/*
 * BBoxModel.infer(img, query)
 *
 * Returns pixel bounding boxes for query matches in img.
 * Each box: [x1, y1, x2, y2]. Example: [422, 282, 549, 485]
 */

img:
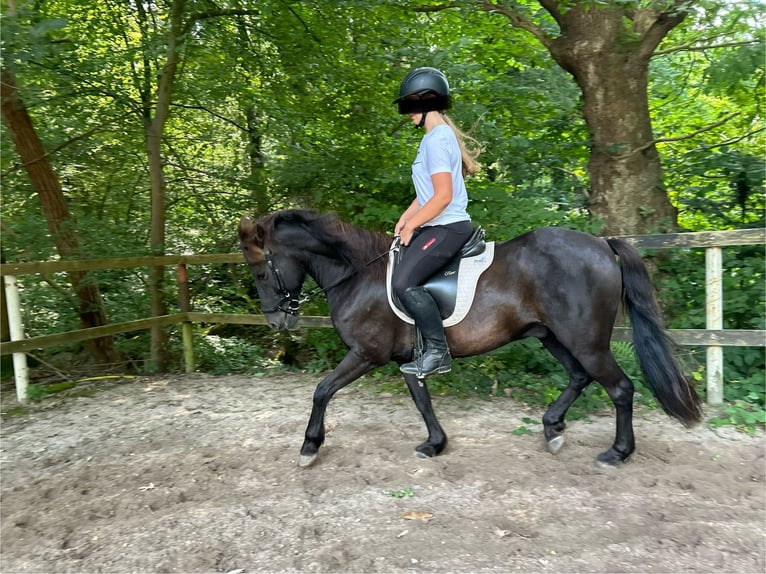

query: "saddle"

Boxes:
[386, 227, 495, 327]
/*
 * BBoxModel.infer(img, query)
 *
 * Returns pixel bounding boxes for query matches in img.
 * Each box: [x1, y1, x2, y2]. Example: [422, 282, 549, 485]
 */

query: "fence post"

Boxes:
[3, 275, 29, 404]
[177, 264, 195, 373]
[705, 247, 724, 405]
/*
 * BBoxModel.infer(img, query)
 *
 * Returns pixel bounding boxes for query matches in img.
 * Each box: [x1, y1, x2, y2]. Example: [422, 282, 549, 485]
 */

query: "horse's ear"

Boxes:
[238, 216, 264, 247]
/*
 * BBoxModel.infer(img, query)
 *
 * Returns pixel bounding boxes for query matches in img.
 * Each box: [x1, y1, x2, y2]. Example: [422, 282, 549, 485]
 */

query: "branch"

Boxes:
[699, 126, 766, 150]
[535, 0, 564, 24]
[183, 8, 261, 35]
[171, 102, 247, 132]
[27, 352, 72, 380]
[655, 39, 762, 56]
[612, 112, 741, 159]
[283, 3, 322, 44]
[477, 0, 553, 49]
[1, 108, 142, 178]
[387, 117, 411, 137]
[413, 3, 462, 11]
[636, 0, 688, 60]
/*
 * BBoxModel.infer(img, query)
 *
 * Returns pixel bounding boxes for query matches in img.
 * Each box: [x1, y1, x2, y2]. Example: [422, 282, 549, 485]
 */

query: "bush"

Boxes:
[193, 333, 279, 375]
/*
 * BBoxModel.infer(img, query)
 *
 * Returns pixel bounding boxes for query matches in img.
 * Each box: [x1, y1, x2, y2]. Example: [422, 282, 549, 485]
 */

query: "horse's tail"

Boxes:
[606, 238, 703, 427]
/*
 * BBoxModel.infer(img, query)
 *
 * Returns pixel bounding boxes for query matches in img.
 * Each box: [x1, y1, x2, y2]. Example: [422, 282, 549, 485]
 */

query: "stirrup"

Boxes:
[400, 349, 451, 377]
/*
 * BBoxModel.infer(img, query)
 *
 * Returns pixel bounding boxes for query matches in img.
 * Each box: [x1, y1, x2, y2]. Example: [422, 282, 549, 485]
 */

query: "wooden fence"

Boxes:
[2, 228, 764, 405]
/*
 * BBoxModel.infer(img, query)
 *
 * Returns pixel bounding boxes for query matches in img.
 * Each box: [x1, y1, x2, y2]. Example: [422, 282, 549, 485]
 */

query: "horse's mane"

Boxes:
[257, 209, 392, 278]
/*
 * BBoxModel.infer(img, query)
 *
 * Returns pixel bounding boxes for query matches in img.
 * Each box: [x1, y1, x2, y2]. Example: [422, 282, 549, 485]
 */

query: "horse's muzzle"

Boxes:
[266, 311, 299, 331]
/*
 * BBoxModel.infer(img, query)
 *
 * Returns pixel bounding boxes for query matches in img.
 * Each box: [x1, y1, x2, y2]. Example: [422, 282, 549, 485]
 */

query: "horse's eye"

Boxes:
[255, 271, 268, 281]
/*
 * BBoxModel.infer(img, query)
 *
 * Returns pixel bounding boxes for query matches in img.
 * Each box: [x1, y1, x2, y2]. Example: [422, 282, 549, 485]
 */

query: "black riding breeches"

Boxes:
[392, 220, 472, 300]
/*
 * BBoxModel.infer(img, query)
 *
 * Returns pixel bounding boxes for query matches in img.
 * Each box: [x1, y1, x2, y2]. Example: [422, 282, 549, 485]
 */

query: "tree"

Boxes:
[126, 0, 261, 369]
[1, 67, 120, 364]
[434, 0, 689, 235]
[1, 0, 760, 376]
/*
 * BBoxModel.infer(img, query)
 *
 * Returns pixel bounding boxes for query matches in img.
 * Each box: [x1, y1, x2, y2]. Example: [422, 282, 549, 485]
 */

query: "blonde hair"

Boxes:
[442, 113, 482, 177]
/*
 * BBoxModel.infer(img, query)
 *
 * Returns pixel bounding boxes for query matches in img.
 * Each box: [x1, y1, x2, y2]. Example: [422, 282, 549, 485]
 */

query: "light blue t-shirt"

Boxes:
[411, 124, 471, 227]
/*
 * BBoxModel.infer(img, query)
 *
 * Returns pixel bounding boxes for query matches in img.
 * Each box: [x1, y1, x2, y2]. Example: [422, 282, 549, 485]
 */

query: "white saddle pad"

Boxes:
[386, 241, 495, 327]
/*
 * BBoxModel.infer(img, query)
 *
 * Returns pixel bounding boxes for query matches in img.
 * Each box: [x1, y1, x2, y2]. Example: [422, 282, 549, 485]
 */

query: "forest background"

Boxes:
[1, 0, 764, 428]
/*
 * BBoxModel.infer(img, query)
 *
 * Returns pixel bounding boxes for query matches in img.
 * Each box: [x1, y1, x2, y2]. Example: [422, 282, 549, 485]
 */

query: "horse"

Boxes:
[237, 209, 702, 468]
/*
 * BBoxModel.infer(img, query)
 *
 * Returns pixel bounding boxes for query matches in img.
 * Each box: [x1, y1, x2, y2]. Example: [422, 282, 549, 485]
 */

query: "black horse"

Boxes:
[238, 209, 702, 468]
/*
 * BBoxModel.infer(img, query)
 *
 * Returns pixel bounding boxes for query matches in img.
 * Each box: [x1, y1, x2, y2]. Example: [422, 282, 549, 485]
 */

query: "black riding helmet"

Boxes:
[394, 67, 451, 115]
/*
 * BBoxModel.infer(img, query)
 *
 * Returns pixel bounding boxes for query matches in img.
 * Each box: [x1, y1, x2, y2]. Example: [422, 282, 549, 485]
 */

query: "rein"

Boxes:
[262, 241, 397, 316]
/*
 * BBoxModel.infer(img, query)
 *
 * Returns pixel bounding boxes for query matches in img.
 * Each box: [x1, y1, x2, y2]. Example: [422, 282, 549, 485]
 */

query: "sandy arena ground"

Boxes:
[1, 372, 764, 573]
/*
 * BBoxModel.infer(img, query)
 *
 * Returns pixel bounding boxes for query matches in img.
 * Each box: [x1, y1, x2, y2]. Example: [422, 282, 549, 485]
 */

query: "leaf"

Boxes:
[384, 487, 414, 498]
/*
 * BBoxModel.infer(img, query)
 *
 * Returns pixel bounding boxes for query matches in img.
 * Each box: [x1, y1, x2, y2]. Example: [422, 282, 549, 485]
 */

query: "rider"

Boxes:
[392, 67, 481, 376]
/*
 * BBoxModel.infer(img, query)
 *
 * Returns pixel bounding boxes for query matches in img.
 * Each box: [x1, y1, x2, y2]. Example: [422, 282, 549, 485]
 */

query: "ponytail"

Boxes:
[442, 114, 482, 177]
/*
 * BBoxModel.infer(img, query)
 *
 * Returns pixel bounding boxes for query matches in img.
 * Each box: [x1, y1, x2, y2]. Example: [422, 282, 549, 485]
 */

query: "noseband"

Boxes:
[260, 249, 302, 315]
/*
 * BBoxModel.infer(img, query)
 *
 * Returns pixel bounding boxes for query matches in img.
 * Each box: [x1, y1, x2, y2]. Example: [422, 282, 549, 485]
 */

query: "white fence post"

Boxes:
[705, 247, 723, 405]
[3, 275, 29, 404]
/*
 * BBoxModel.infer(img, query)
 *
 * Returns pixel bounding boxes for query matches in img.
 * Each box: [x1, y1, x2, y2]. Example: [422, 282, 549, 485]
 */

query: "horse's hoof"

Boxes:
[414, 450, 432, 459]
[547, 435, 565, 454]
[595, 449, 629, 468]
[298, 453, 318, 467]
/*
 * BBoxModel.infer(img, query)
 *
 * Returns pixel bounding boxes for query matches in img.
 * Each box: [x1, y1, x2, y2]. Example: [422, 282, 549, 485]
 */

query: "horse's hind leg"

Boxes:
[576, 352, 636, 466]
[540, 334, 593, 454]
[403, 373, 447, 458]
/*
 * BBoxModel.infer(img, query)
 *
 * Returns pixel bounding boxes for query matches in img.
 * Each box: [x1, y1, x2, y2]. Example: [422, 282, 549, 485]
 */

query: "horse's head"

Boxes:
[238, 215, 306, 330]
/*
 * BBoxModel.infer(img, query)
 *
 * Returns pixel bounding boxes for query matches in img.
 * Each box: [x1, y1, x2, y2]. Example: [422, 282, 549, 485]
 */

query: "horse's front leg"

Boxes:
[299, 350, 376, 467]
[403, 373, 447, 459]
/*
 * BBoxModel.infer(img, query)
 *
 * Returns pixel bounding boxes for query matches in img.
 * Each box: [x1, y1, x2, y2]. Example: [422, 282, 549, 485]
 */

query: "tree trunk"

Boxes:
[1, 68, 121, 364]
[143, 0, 187, 370]
[246, 104, 269, 213]
[484, 1, 688, 235]
[542, 3, 684, 235]
[0, 251, 9, 344]
[136, 0, 261, 369]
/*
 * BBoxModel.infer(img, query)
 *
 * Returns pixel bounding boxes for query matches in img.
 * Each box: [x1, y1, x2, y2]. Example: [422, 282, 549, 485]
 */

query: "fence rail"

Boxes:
[2, 228, 764, 405]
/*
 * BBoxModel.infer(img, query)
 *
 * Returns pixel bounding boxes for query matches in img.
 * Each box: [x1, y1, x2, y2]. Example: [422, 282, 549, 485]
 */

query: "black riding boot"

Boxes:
[399, 286, 452, 376]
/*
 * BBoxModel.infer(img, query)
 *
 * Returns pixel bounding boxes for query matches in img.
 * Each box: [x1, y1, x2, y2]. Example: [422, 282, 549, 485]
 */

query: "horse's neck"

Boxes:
[305, 252, 356, 292]
[300, 229, 389, 293]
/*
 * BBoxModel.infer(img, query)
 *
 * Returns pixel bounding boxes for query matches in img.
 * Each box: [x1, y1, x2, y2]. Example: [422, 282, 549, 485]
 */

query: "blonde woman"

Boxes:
[392, 67, 481, 377]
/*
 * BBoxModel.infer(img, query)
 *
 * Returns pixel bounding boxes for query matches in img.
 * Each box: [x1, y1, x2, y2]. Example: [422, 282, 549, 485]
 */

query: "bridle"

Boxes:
[260, 249, 303, 315]
[258, 243, 396, 316]
[259, 248, 358, 316]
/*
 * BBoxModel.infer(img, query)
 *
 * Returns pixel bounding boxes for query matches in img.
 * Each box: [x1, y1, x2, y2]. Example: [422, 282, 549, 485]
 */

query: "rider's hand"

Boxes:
[400, 225, 414, 246]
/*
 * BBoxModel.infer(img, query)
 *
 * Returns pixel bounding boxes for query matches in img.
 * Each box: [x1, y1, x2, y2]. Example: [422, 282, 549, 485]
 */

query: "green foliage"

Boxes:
[26, 381, 77, 400]
[708, 400, 766, 435]
[1, 0, 762, 433]
[193, 333, 278, 375]
[708, 362, 766, 434]
[655, 245, 764, 422]
[649, 4, 765, 231]
[383, 487, 414, 498]
[302, 328, 347, 374]
[511, 424, 535, 436]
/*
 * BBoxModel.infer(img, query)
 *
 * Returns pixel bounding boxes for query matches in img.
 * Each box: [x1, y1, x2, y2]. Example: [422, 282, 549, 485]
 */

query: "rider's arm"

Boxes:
[395, 198, 420, 235]
[399, 172, 452, 245]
